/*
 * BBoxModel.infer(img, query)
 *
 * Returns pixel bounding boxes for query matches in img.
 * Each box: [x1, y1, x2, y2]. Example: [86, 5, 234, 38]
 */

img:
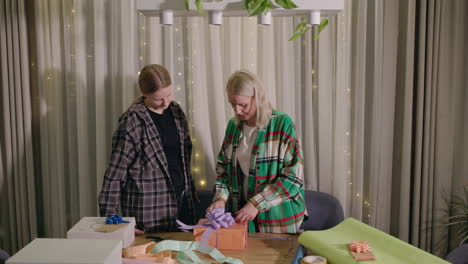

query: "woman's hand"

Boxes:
[235, 202, 259, 224]
[135, 228, 144, 236]
[206, 199, 226, 212]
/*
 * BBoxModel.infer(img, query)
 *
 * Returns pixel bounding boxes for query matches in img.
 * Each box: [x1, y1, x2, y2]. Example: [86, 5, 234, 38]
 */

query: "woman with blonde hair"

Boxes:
[99, 64, 196, 233]
[207, 70, 307, 233]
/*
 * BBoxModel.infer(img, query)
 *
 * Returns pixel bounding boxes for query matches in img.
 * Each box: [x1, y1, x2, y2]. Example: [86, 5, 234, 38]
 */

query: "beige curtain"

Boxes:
[28, 0, 139, 239]
[0, 0, 37, 254]
[316, 0, 467, 256]
[316, 0, 401, 229]
[391, 0, 468, 255]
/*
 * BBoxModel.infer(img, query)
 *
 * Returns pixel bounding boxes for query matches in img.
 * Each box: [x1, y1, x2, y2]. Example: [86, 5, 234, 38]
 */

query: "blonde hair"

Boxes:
[226, 70, 273, 129]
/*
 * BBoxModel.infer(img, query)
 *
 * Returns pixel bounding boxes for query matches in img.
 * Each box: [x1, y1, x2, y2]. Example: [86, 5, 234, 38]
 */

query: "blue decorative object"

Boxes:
[105, 215, 130, 225]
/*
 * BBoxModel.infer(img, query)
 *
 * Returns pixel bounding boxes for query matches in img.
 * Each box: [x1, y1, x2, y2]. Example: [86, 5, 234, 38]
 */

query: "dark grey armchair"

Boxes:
[293, 190, 344, 264]
[300, 190, 345, 231]
[0, 249, 9, 264]
[446, 244, 468, 264]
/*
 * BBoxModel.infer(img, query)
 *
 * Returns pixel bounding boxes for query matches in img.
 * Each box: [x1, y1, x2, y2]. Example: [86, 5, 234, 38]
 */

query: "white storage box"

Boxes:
[6, 238, 121, 264]
[67, 217, 135, 248]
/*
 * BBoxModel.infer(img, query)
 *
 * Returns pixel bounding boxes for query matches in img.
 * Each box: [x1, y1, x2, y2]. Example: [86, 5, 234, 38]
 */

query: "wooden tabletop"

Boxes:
[134, 232, 299, 264]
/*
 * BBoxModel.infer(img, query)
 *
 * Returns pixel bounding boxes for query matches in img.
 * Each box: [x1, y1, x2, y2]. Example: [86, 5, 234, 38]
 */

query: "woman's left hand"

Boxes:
[235, 202, 259, 224]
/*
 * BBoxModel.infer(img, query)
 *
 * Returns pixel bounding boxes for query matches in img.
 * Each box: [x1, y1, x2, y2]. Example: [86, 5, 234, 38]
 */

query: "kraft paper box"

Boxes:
[193, 219, 247, 250]
[6, 238, 121, 264]
[67, 217, 135, 248]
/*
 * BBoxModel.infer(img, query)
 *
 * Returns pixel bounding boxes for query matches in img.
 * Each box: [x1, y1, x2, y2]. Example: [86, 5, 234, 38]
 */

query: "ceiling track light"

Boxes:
[161, 9, 173, 25]
[307, 10, 321, 26]
[209, 10, 223, 25]
[257, 11, 272, 25]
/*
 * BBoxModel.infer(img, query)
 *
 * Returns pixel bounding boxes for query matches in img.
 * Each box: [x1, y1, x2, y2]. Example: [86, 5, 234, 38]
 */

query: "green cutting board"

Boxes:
[298, 218, 450, 264]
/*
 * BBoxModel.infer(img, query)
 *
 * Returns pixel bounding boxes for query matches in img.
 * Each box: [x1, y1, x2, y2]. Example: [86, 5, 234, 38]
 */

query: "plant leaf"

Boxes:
[249, 0, 268, 15]
[318, 18, 329, 33]
[263, 0, 273, 14]
[275, 0, 297, 9]
[445, 185, 468, 245]
[288, 31, 304, 41]
[245, 0, 253, 10]
[313, 18, 329, 40]
[184, 0, 189, 10]
[289, 20, 309, 41]
[261, 1, 272, 14]
[294, 20, 307, 32]
[274, 0, 288, 9]
[313, 32, 321, 41]
[195, 0, 205, 16]
[289, 27, 309, 41]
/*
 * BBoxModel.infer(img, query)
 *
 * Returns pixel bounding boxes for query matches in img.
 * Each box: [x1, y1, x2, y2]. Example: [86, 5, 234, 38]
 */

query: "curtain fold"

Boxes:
[0, 0, 37, 254]
[29, 0, 140, 239]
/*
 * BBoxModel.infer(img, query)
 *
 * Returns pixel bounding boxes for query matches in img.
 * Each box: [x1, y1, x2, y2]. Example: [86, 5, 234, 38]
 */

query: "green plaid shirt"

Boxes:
[214, 111, 307, 233]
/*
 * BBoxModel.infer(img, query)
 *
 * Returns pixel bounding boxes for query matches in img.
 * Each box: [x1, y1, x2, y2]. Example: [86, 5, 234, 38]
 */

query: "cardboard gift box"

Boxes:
[6, 238, 121, 264]
[67, 217, 135, 248]
[193, 219, 247, 250]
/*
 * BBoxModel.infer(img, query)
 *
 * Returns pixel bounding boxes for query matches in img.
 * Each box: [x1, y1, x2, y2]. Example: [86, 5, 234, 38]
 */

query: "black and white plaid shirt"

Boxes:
[98, 98, 195, 232]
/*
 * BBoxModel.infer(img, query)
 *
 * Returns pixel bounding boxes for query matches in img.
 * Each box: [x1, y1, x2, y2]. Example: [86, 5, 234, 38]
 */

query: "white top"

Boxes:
[237, 124, 258, 200]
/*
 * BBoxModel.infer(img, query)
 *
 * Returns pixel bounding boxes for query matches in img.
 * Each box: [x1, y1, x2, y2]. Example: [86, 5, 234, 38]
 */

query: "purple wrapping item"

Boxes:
[176, 208, 247, 250]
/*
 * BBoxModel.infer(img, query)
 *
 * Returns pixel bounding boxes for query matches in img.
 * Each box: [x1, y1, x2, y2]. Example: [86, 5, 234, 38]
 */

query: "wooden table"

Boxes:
[134, 232, 299, 264]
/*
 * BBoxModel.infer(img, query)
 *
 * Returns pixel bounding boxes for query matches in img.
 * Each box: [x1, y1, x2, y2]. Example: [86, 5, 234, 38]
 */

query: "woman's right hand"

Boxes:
[135, 228, 144, 236]
[206, 199, 226, 212]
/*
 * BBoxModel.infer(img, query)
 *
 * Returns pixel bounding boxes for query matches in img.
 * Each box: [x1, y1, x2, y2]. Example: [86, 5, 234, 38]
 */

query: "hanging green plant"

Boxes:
[244, 0, 297, 15]
[183, 0, 328, 40]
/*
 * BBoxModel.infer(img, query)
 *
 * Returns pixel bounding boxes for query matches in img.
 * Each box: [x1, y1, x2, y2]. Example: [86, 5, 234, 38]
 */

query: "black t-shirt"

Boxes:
[148, 107, 185, 200]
